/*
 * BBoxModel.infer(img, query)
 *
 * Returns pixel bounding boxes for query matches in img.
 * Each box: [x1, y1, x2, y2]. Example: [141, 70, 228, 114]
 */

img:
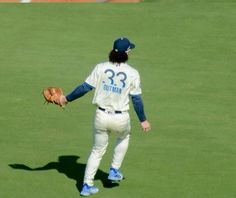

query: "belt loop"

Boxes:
[98, 107, 122, 114]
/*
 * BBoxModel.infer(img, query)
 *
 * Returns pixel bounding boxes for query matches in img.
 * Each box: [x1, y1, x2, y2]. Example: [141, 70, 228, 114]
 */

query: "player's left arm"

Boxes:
[57, 82, 94, 106]
[66, 82, 94, 102]
[57, 64, 99, 106]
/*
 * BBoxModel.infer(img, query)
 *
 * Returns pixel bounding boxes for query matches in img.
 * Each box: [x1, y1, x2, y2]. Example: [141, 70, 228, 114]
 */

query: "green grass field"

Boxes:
[1, 1, 236, 198]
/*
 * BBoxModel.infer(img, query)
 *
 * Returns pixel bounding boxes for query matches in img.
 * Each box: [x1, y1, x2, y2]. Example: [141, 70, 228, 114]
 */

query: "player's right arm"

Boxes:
[129, 70, 151, 132]
[131, 95, 151, 132]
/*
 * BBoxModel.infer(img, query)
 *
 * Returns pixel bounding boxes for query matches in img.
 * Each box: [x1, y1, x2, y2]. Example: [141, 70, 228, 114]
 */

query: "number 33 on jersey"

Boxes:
[85, 62, 142, 111]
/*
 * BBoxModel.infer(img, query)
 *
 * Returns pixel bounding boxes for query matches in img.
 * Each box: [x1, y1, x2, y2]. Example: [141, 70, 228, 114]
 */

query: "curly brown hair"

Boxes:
[109, 50, 128, 64]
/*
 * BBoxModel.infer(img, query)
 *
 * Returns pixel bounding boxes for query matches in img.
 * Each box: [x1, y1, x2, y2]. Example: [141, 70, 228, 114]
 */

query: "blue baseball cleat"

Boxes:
[80, 183, 99, 197]
[108, 168, 124, 181]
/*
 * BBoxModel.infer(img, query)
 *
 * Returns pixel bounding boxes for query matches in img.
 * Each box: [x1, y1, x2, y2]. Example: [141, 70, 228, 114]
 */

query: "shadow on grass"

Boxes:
[9, 155, 119, 192]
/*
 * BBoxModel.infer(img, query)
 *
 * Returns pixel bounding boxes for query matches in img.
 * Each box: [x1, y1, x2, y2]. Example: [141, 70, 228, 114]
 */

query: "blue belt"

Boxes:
[98, 107, 122, 114]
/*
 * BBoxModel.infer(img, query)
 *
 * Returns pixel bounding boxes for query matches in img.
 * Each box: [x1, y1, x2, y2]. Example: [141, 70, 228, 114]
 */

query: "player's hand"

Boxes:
[55, 95, 68, 107]
[141, 120, 151, 132]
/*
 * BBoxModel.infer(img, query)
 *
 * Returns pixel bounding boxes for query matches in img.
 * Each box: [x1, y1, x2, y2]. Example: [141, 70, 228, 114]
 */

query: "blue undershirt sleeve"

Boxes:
[131, 94, 147, 122]
[66, 82, 94, 102]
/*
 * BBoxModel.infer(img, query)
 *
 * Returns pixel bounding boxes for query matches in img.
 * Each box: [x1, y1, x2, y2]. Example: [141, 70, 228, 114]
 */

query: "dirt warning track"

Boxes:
[0, 0, 140, 2]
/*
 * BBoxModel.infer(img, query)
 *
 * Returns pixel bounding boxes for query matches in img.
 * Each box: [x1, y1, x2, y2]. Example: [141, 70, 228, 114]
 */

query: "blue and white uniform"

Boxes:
[65, 38, 147, 188]
[83, 61, 141, 186]
[86, 61, 141, 111]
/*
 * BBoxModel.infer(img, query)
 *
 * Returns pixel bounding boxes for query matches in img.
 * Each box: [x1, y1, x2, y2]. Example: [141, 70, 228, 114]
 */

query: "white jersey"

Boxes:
[85, 61, 142, 111]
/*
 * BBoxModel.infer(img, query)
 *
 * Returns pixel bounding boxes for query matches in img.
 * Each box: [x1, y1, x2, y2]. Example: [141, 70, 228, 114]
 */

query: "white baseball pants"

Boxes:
[83, 108, 131, 186]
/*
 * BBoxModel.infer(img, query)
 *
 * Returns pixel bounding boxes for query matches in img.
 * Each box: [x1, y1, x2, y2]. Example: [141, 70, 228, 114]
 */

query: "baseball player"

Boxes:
[58, 37, 151, 196]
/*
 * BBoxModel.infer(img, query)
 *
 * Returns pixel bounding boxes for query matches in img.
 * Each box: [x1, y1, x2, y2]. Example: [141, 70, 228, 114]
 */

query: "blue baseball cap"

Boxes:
[113, 37, 135, 53]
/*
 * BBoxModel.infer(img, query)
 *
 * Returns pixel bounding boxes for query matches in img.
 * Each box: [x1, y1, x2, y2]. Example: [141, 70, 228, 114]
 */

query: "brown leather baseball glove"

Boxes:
[42, 87, 63, 106]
